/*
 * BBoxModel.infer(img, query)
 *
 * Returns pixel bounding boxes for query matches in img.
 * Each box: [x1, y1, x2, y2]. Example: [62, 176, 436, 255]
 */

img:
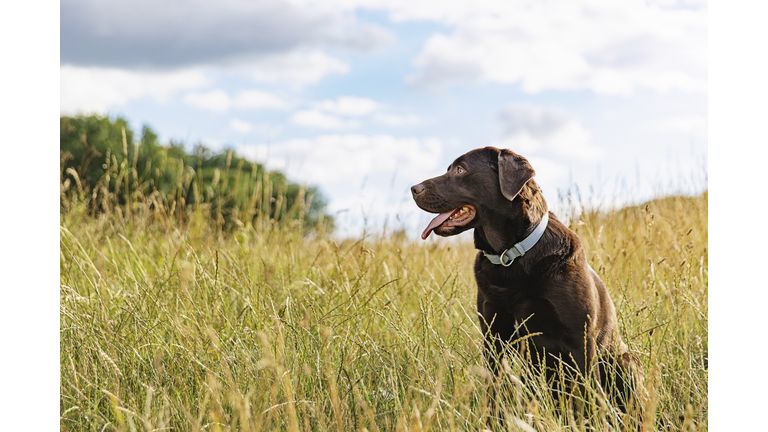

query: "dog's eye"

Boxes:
[456, 166, 465, 173]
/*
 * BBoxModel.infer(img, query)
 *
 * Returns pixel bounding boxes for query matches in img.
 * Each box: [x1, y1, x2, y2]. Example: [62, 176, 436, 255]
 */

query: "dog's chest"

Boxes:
[475, 265, 571, 341]
[474, 261, 535, 302]
[479, 279, 547, 319]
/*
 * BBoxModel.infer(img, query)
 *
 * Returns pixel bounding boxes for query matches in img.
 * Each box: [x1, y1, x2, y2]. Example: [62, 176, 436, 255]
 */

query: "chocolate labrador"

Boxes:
[411, 147, 642, 412]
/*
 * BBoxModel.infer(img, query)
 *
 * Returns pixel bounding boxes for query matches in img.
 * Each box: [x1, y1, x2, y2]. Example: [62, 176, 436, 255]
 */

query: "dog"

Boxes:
[411, 147, 642, 414]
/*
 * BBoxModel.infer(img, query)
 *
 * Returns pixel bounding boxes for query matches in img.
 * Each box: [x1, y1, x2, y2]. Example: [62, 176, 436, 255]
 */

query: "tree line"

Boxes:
[60, 115, 331, 231]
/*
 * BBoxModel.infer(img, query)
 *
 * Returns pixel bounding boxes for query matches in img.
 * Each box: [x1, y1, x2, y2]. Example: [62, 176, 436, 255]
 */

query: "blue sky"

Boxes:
[60, 0, 708, 238]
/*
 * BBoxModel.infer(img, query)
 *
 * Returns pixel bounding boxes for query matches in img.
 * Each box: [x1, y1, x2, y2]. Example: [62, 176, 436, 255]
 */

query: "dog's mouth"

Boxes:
[421, 205, 476, 240]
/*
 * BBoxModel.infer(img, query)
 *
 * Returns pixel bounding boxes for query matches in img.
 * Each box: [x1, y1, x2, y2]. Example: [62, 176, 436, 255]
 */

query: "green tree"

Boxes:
[60, 114, 331, 231]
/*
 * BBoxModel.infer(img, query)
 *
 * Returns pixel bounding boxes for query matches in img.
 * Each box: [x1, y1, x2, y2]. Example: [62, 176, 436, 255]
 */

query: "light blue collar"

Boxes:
[483, 212, 549, 266]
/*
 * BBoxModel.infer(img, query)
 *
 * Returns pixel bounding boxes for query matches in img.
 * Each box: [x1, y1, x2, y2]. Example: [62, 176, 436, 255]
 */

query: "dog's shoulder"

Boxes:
[525, 213, 585, 275]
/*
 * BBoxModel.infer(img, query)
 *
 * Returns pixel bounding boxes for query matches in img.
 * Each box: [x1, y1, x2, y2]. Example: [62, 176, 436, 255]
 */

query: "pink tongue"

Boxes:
[421, 210, 456, 240]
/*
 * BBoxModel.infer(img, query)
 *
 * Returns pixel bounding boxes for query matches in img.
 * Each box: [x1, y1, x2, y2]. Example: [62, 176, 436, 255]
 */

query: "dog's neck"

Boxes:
[474, 180, 548, 255]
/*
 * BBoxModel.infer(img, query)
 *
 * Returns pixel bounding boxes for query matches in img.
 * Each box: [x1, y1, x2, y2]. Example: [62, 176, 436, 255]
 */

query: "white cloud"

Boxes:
[309, 96, 422, 127]
[229, 118, 254, 134]
[493, 104, 603, 162]
[183, 89, 290, 112]
[247, 51, 349, 89]
[314, 96, 379, 116]
[236, 134, 443, 185]
[60, 65, 208, 115]
[373, 113, 422, 126]
[184, 90, 231, 112]
[234, 90, 290, 110]
[392, 0, 706, 95]
[493, 123, 602, 163]
[290, 110, 358, 129]
[62, 51, 351, 116]
[643, 0, 708, 8]
[653, 114, 707, 135]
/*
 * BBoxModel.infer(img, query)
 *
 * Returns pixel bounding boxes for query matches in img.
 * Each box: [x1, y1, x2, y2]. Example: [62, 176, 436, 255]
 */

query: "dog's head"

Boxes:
[411, 147, 538, 240]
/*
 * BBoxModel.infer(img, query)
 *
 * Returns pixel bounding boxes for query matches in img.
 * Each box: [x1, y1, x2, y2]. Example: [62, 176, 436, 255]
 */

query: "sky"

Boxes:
[60, 0, 708, 238]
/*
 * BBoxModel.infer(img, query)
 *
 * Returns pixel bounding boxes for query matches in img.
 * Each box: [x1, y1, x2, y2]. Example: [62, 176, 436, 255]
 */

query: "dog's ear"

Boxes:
[497, 149, 535, 201]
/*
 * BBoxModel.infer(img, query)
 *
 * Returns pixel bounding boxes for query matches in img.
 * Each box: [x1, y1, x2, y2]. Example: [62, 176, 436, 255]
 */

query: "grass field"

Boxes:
[60, 181, 707, 431]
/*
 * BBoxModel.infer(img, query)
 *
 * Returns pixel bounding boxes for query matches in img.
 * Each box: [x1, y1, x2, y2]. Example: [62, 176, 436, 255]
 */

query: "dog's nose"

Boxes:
[411, 184, 425, 196]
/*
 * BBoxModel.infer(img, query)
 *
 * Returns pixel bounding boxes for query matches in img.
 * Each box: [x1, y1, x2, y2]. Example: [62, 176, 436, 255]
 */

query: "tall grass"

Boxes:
[60, 160, 707, 431]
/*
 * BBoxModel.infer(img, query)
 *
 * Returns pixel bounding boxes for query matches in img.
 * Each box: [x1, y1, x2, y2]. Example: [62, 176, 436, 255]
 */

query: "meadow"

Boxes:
[60, 169, 707, 431]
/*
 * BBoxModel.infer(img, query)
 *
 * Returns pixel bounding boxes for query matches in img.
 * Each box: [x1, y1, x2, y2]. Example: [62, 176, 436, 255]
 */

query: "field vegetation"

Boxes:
[60, 123, 707, 431]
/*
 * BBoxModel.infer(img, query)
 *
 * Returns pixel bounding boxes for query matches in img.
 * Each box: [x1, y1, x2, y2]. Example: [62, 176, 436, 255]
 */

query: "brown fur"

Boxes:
[412, 147, 642, 412]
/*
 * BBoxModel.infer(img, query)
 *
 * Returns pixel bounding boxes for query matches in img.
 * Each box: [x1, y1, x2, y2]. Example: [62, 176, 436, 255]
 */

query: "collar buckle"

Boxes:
[499, 244, 525, 266]
[483, 212, 549, 267]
